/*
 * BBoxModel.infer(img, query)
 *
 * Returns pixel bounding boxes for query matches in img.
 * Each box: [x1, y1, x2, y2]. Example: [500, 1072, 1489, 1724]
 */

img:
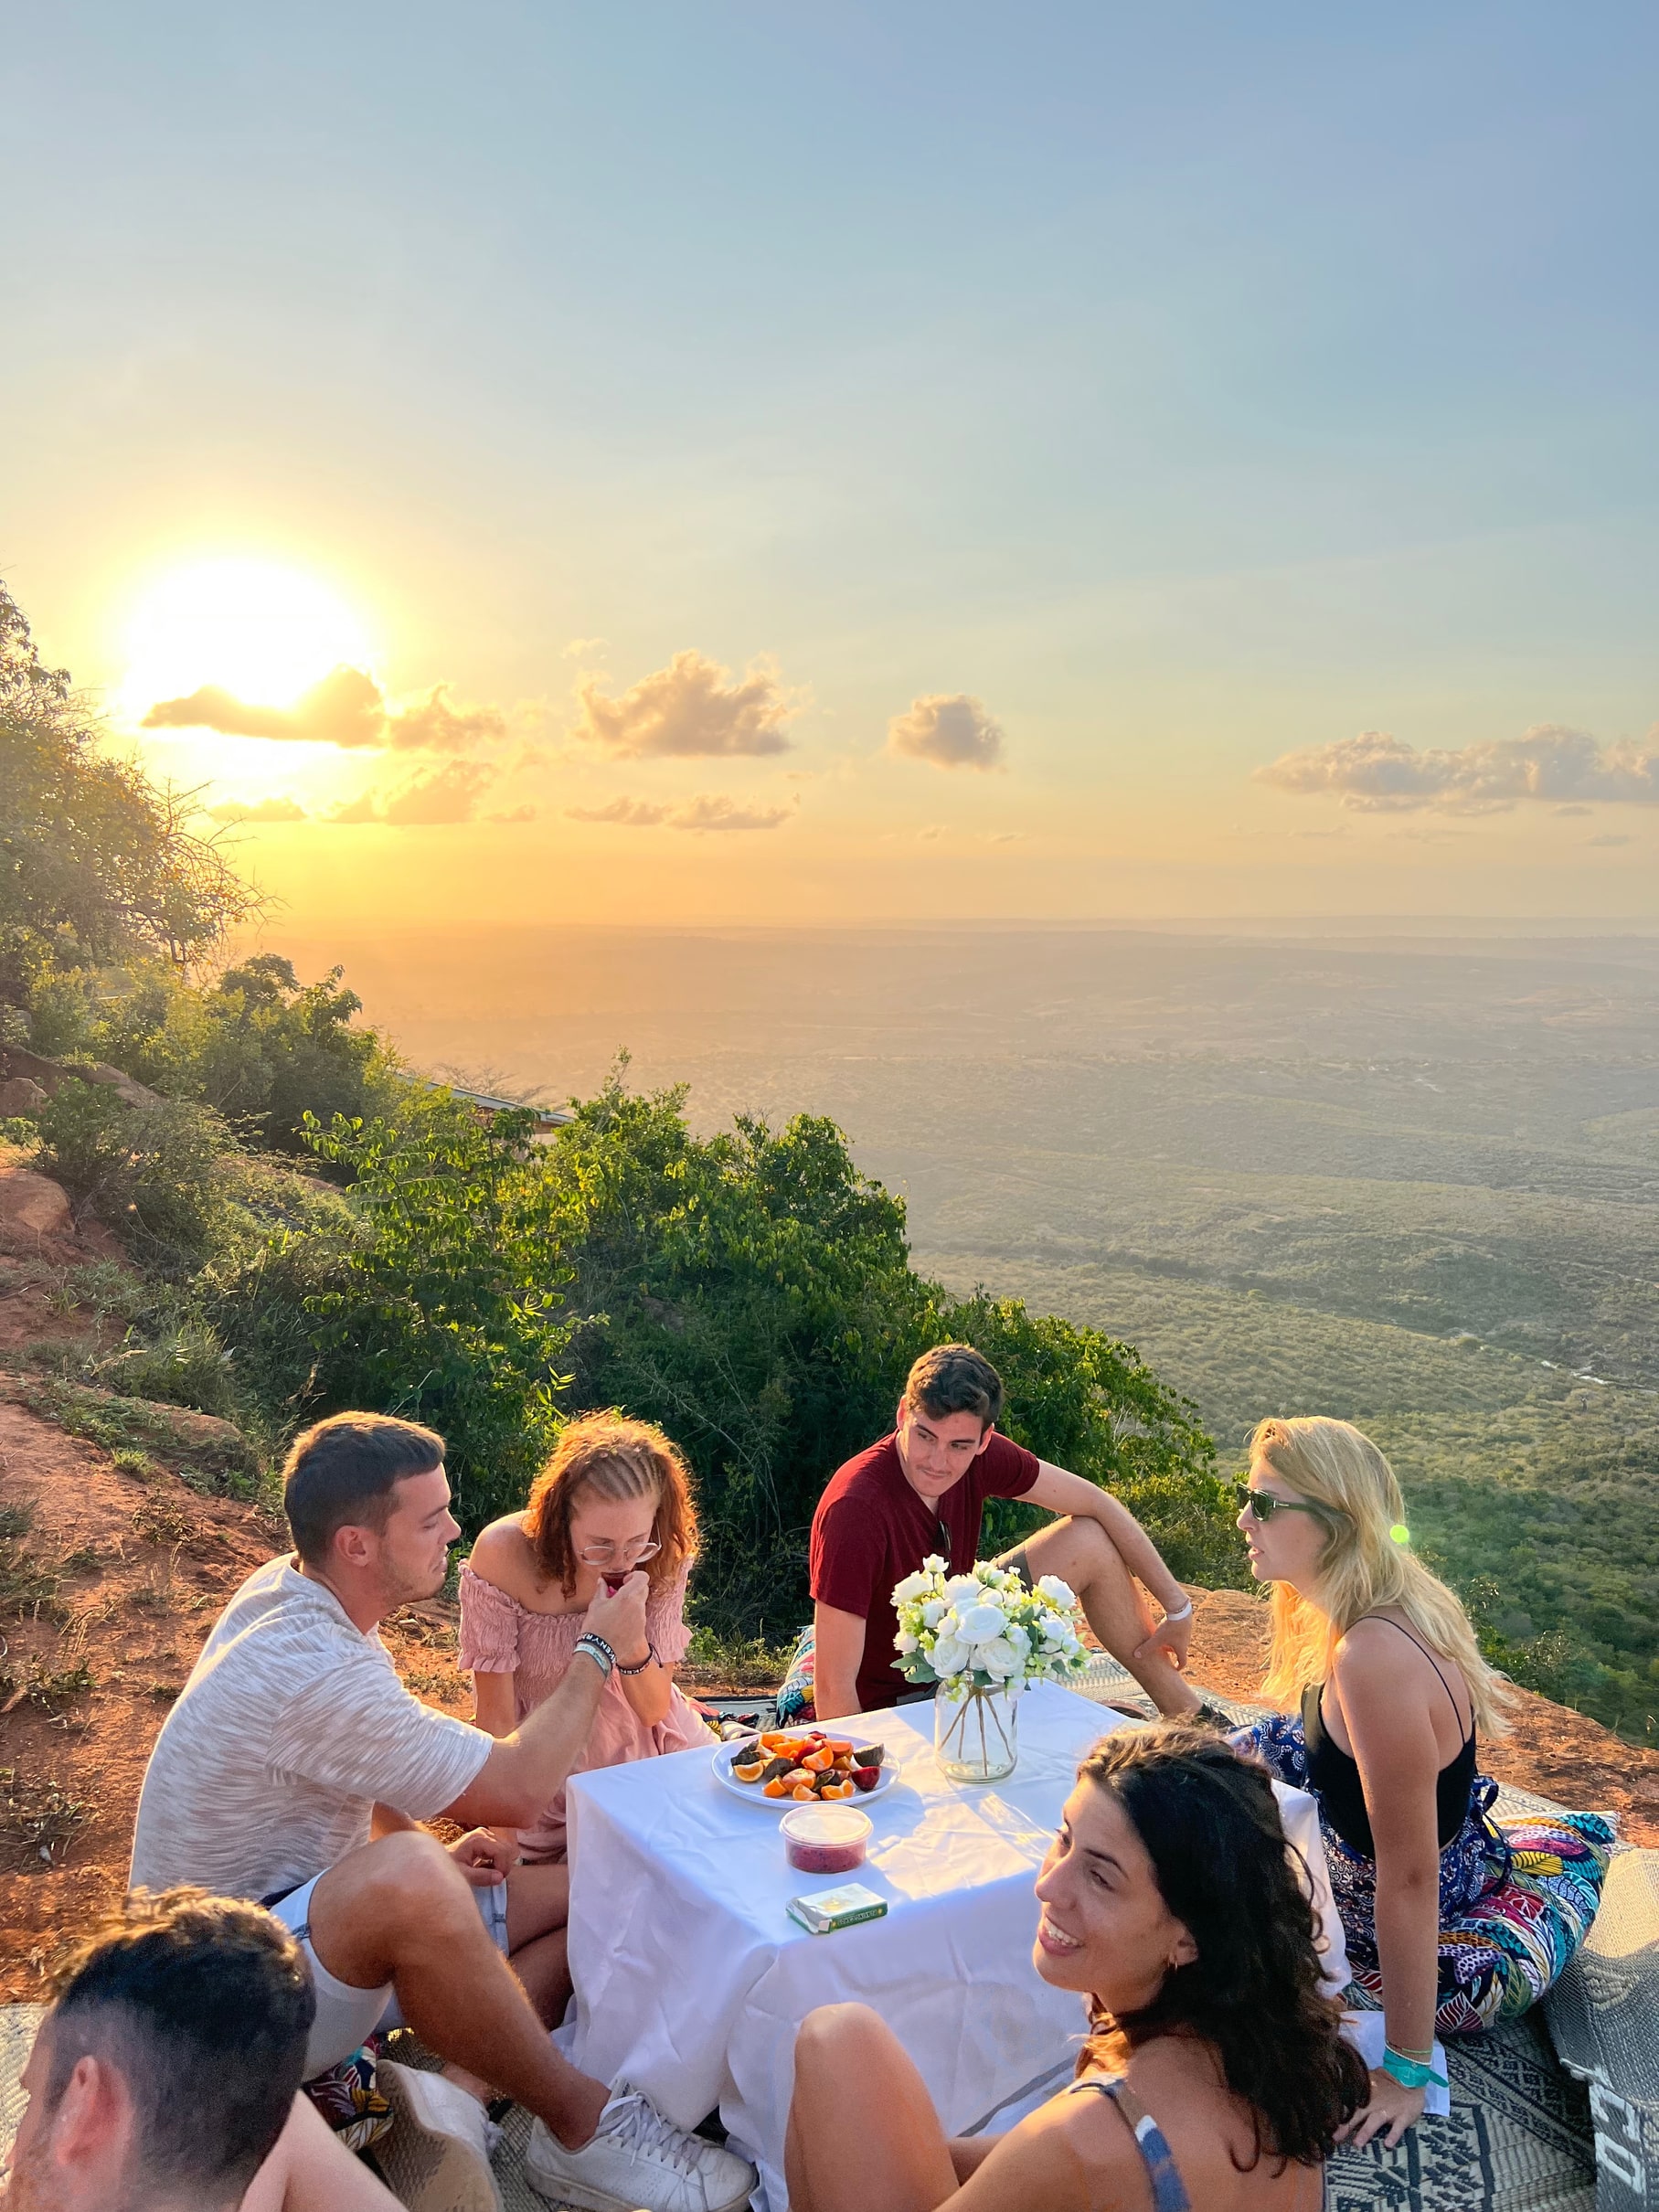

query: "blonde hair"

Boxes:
[1252, 1416, 1507, 1737]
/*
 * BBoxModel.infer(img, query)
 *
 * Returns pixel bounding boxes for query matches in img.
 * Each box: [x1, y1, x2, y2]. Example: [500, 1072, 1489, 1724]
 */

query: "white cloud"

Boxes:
[888, 694, 1005, 771]
[204, 796, 307, 824]
[326, 762, 498, 826]
[1257, 724, 1659, 814]
[567, 797, 674, 826]
[144, 666, 509, 753]
[488, 803, 537, 824]
[916, 824, 944, 841]
[385, 684, 508, 753]
[670, 794, 793, 833]
[571, 650, 801, 758]
[567, 792, 794, 833]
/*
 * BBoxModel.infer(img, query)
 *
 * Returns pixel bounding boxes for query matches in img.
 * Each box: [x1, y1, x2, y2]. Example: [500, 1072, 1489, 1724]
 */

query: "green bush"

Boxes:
[35, 1079, 236, 1271]
[89, 954, 401, 1156]
[207, 1066, 1231, 1640]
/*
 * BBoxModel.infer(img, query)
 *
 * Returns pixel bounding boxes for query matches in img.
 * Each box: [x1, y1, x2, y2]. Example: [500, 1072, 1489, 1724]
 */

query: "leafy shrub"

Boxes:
[215, 1067, 1231, 1640]
[35, 1079, 236, 1270]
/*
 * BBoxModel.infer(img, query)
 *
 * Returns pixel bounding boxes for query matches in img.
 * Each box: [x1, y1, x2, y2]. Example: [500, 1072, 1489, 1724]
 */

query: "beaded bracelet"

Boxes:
[573, 1632, 617, 1680]
[1380, 2046, 1447, 2091]
[615, 1643, 658, 1676]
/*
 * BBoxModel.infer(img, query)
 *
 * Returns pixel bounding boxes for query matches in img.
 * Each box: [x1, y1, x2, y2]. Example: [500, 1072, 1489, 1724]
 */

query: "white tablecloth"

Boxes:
[566, 1683, 1347, 2210]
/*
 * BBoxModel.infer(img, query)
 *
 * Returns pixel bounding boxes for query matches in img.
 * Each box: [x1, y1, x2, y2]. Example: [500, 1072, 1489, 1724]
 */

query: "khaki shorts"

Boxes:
[271, 1868, 511, 2079]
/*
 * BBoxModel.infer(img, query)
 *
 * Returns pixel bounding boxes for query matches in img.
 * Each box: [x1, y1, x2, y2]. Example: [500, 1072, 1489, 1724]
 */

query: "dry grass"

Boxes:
[0, 1539, 61, 1622]
[0, 1770, 88, 1866]
[130, 1494, 199, 1545]
[0, 1659, 96, 1715]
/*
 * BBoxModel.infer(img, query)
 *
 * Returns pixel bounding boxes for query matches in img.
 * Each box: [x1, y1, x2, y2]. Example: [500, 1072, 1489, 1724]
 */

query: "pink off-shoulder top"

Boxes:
[457, 1558, 715, 1859]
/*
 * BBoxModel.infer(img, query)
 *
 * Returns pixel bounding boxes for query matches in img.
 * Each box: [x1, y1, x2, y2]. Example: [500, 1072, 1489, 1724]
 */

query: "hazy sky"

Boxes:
[6, 5, 1659, 923]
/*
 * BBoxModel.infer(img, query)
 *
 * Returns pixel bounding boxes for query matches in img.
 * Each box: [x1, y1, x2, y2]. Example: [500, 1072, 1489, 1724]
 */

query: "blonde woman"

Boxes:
[1232, 1417, 1611, 2149]
[459, 1413, 715, 1863]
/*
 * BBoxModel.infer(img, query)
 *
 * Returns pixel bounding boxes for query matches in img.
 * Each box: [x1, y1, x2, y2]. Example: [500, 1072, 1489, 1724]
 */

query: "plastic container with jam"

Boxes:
[780, 1802, 872, 1877]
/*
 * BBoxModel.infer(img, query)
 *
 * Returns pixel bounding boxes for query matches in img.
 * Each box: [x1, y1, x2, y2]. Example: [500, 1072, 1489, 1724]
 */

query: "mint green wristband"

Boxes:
[1381, 2046, 1447, 2091]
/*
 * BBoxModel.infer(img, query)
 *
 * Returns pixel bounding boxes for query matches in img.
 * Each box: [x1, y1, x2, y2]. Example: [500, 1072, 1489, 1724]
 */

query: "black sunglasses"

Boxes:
[1232, 1480, 1332, 1525]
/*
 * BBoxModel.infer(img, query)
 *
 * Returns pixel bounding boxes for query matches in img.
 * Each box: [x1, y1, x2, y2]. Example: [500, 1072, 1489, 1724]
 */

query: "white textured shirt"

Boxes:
[130, 1555, 492, 1901]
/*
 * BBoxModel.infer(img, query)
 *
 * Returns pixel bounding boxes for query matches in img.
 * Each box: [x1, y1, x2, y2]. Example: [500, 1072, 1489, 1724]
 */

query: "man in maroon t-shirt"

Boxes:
[808, 1343, 1204, 1722]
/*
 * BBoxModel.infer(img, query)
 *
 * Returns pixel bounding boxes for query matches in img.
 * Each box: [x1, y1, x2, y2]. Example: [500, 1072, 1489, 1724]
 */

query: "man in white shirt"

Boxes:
[130, 1412, 753, 2212]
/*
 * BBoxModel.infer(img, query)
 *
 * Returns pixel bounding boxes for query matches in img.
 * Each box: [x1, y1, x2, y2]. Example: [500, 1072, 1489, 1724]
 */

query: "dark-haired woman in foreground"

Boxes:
[785, 1727, 1367, 2212]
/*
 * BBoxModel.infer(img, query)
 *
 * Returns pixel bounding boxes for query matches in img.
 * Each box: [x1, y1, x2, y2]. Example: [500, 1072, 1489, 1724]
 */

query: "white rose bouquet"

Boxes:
[891, 1556, 1090, 1696]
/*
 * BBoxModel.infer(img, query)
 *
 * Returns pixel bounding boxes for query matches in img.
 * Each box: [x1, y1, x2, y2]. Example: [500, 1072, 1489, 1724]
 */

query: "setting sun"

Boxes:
[120, 557, 375, 718]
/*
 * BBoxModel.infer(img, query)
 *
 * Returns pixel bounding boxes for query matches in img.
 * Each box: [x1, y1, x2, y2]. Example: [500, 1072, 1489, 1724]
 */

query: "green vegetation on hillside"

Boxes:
[925, 1255, 1659, 1741]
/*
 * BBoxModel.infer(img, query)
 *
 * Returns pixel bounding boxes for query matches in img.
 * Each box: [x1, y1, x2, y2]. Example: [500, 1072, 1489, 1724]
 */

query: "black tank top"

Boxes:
[1302, 1617, 1476, 1858]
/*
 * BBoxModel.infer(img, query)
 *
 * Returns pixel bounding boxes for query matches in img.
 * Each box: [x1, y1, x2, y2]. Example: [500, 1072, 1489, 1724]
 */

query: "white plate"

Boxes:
[713, 1732, 898, 1808]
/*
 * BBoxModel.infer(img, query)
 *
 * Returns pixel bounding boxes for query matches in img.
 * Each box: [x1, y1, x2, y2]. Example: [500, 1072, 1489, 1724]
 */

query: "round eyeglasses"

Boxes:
[1232, 1482, 1331, 1525]
[575, 1537, 662, 1567]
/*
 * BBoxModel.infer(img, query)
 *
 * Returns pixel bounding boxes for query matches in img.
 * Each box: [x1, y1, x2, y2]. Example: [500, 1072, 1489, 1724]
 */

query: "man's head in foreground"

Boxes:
[282, 1410, 457, 1611]
[3, 1888, 314, 2211]
[893, 1342, 1005, 1503]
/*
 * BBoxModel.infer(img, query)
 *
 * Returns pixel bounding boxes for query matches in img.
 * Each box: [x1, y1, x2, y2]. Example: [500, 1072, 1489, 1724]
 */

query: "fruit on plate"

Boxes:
[730, 1729, 887, 1802]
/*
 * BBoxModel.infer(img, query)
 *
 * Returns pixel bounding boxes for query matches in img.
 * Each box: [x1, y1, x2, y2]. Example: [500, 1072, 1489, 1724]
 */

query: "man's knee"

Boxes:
[347, 1831, 473, 1936]
[1037, 1514, 1119, 1579]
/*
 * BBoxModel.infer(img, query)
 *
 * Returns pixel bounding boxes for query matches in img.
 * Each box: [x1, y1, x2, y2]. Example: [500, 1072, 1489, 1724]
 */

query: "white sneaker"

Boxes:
[525, 2083, 756, 2212]
[378, 2060, 504, 2212]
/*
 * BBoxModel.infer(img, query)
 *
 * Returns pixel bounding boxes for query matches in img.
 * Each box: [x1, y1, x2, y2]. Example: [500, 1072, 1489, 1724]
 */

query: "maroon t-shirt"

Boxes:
[809, 1430, 1040, 1715]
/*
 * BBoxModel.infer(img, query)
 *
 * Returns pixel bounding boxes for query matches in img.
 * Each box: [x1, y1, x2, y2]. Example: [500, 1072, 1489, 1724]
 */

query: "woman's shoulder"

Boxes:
[1332, 1612, 1458, 1691]
[973, 2080, 1145, 2209]
[464, 1517, 541, 1601]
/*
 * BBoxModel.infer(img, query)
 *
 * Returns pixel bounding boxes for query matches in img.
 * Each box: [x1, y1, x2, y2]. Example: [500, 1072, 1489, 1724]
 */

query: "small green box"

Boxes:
[786, 1882, 888, 1935]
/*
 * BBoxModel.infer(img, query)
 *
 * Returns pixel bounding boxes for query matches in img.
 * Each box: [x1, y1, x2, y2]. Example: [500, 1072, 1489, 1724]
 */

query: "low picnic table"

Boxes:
[564, 1680, 1345, 2211]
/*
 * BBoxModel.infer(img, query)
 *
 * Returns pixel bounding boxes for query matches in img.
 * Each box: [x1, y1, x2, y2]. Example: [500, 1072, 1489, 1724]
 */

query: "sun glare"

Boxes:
[122, 557, 375, 716]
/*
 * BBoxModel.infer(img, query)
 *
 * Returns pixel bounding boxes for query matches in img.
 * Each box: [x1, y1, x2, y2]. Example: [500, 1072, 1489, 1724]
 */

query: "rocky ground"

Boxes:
[1, 1149, 1653, 2001]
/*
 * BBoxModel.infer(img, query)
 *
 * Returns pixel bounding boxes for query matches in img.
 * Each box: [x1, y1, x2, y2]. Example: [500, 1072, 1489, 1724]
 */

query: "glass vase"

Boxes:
[934, 1683, 1020, 1783]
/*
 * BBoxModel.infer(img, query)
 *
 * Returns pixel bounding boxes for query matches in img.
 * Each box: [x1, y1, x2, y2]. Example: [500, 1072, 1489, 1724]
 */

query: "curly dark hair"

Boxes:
[1076, 1724, 1367, 2170]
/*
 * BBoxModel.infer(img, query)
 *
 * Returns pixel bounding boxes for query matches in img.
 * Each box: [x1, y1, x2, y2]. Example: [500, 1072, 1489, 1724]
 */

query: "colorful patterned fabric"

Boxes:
[776, 1622, 816, 1724]
[1237, 1713, 1613, 2036]
[302, 2039, 393, 2153]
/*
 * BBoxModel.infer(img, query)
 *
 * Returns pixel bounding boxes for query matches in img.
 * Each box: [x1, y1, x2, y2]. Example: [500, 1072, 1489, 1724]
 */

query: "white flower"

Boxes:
[931, 1634, 968, 1677]
[893, 1570, 932, 1604]
[920, 1599, 946, 1627]
[956, 1602, 1007, 1643]
[921, 1552, 946, 1574]
[1036, 1573, 1076, 1607]
[1040, 1615, 1071, 1646]
[942, 1575, 981, 1606]
[977, 1635, 1022, 1679]
[894, 1630, 920, 1654]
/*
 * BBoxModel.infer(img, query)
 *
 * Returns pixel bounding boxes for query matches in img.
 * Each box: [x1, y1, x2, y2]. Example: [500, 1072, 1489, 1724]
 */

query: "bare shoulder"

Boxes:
[465, 1516, 540, 1598]
[956, 2084, 1142, 2210]
[1330, 1614, 1397, 1672]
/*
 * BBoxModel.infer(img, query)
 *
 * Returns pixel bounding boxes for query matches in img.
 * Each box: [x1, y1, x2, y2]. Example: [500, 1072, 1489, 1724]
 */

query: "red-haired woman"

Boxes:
[459, 1413, 714, 1862]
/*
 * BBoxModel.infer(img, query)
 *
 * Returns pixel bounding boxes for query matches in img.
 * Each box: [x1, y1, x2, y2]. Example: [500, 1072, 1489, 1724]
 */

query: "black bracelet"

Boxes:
[615, 1643, 657, 1676]
[573, 1632, 616, 1679]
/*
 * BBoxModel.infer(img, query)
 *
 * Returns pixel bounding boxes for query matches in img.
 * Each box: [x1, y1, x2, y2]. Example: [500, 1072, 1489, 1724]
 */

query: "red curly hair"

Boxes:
[523, 1411, 698, 1596]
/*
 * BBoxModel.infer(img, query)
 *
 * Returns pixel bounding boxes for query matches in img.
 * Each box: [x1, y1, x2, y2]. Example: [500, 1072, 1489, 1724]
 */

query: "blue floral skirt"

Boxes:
[1237, 1714, 1612, 2036]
